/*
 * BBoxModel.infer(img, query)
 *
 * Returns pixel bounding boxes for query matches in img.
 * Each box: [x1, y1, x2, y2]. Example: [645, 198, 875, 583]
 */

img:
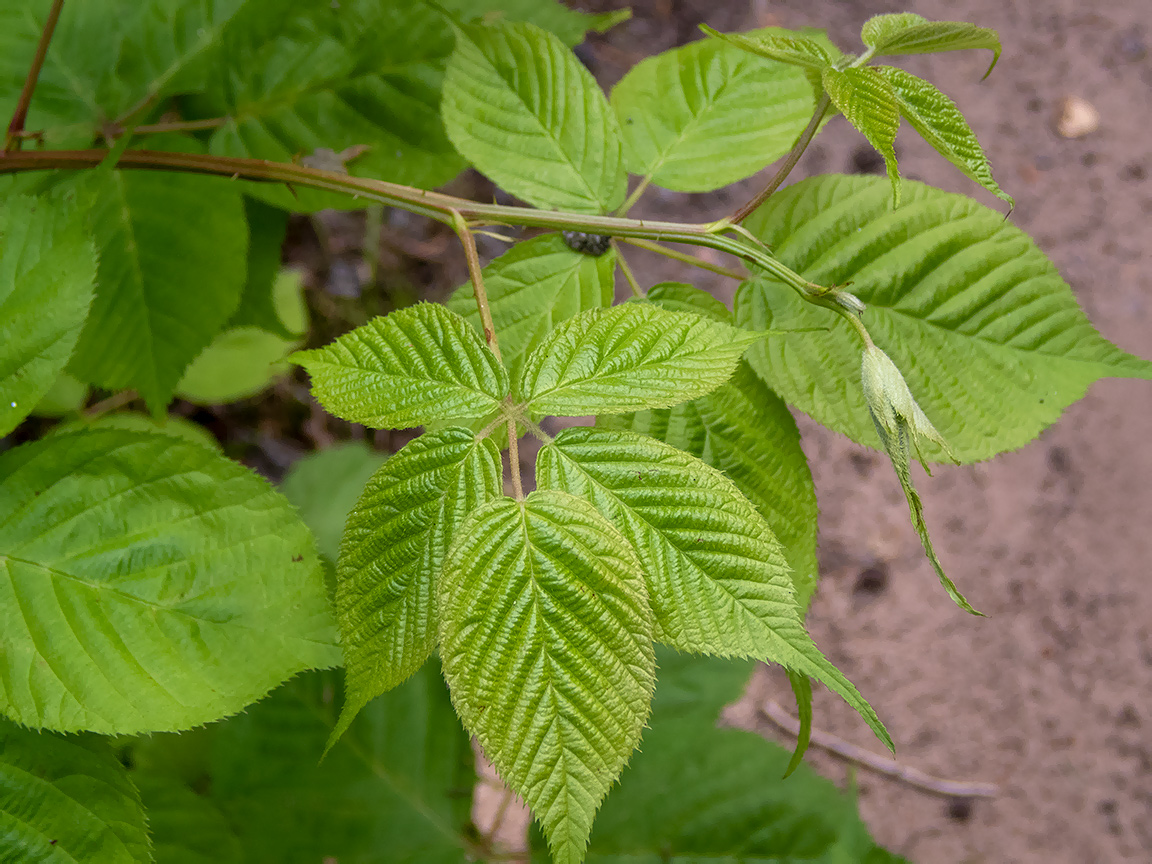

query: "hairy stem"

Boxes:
[450, 210, 503, 364]
[729, 93, 832, 224]
[4, 0, 65, 153]
[620, 237, 748, 281]
[614, 241, 644, 297]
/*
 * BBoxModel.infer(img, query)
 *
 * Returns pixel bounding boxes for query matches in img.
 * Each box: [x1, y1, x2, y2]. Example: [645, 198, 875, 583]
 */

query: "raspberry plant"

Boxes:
[1, 2, 1149, 863]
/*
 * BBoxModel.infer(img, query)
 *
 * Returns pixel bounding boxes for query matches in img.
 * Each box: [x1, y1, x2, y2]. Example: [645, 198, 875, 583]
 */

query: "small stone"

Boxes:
[1054, 96, 1099, 138]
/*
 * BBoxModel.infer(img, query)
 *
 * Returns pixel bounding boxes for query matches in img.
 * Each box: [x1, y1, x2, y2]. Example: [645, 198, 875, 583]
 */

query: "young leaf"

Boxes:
[821, 66, 902, 206]
[446, 233, 616, 383]
[878, 66, 1012, 208]
[601, 362, 819, 611]
[861, 13, 1002, 77]
[0, 429, 339, 734]
[699, 25, 836, 70]
[736, 175, 1152, 462]
[0, 719, 151, 864]
[0, 194, 97, 438]
[330, 428, 502, 747]
[441, 21, 627, 213]
[610, 32, 815, 192]
[438, 491, 656, 864]
[292, 303, 509, 429]
[519, 304, 762, 416]
[68, 166, 248, 413]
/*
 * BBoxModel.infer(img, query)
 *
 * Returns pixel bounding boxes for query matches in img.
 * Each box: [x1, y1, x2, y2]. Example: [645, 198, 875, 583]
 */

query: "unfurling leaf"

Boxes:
[821, 66, 902, 206]
[699, 25, 836, 70]
[861, 13, 1002, 77]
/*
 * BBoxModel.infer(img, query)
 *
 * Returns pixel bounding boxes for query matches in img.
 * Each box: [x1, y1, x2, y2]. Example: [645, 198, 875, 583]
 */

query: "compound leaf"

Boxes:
[0, 194, 97, 438]
[821, 66, 902, 207]
[0, 719, 150, 864]
[330, 428, 502, 747]
[441, 21, 627, 213]
[699, 25, 836, 70]
[438, 491, 655, 864]
[611, 32, 815, 192]
[292, 303, 508, 430]
[520, 304, 762, 416]
[862, 13, 1002, 76]
[0, 429, 339, 734]
[447, 233, 616, 383]
[736, 175, 1152, 462]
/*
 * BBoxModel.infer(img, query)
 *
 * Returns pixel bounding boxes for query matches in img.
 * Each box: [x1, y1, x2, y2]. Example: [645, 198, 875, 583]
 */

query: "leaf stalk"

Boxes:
[3, 0, 66, 153]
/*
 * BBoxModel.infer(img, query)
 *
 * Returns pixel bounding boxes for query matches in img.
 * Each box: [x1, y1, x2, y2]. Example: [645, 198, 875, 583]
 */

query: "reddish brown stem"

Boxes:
[4, 0, 66, 153]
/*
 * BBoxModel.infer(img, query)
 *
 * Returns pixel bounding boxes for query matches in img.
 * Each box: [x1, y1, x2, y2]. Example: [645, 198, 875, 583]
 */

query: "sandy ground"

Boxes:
[554, 1, 1152, 862]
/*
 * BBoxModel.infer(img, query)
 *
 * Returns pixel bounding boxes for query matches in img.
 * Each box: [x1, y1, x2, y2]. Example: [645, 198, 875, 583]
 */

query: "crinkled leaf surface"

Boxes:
[601, 362, 818, 610]
[861, 13, 1001, 76]
[736, 175, 1152, 462]
[822, 66, 902, 206]
[447, 233, 616, 383]
[331, 429, 502, 745]
[439, 491, 655, 864]
[611, 32, 815, 192]
[442, 21, 627, 213]
[520, 304, 762, 416]
[293, 303, 508, 429]
[0, 194, 97, 437]
[0, 719, 150, 864]
[879, 66, 1011, 208]
[700, 25, 836, 70]
[68, 167, 248, 413]
[0, 430, 339, 734]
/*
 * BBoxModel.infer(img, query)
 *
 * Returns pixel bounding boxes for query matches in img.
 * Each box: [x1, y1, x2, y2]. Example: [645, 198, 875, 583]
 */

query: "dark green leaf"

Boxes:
[226, 199, 293, 337]
[645, 281, 732, 322]
[136, 774, 243, 864]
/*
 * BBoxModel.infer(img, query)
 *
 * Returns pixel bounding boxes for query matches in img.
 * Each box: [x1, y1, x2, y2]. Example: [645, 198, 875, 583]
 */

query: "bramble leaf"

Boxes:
[821, 66, 902, 206]
[878, 66, 1012, 208]
[135, 774, 243, 864]
[0, 194, 97, 438]
[642, 281, 733, 322]
[439, 491, 655, 864]
[0, 430, 339, 734]
[329, 428, 502, 748]
[437, 0, 627, 46]
[447, 233, 616, 382]
[292, 303, 509, 429]
[0, 719, 151, 864]
[861, 13, 1002, 77]
[736, 175, 1152, 463]
[520, 304, 762, 416]
[699, 25, 837, 70]
[441, 21, 627, 213]
[611, 32, 816, 192]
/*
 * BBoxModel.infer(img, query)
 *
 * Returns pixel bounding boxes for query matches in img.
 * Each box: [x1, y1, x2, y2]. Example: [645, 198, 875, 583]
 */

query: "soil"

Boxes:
[567, 1, 1152, 862]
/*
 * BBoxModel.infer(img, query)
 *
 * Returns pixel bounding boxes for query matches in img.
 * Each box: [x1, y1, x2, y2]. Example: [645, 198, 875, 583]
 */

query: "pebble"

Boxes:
[1055, 96, 1099, 138]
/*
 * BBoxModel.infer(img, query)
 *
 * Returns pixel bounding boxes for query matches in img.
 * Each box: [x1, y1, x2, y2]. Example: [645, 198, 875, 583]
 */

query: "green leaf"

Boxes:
[821, 66, 902, 207]
[439, 491, 656, 864]
[226, 199, 294, 338]
[736, 175, 1152, 462]
[437, 0, 626, 46]
[784, 669, 813, 777]
[68, 167, 248, 413]
[280, 442, 389, 563]
[0, 429, 339, 734]
[175, 326, 300, 405]
[135, 774, 243, 864]
[878, 66, 1012, 208]
[610, 32, 815, 192]
[644, 281, 732, 323]
[600, 362, 819, 611]
[861, 13, 1002, 77]
[0, 194, 97, 437]
[447, 233, 616, 383]
[699, 24, 837, 70]
[0, 718, 150, 864]
[52, 411, 221, 451]
[330, 428, 502, 746]
[441, 21, 627, 213]
[520, 304, 762, 416]
[292, 303, 509, 429]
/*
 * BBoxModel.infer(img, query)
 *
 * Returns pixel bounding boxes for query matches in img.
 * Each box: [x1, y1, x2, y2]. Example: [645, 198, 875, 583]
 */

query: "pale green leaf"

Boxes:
[736, 175, 1152, 462]
[644, 281, 732, 323]
[861, 13, 1002, 77]
[68, 167, 248, 413]
[330, 428, 502, 746]
[447, 233, 616, 383]
[610, 32, 815, 192]
[292, 303, 509, 429]
[0, 194, 97, 437]
[437, 0, 626, 46]
[136, 774, 243, 864]
[699, 25, 837, 70]
[442, 21, 627, 213]
[439, 491, 656, 864]
[600, 362, 818, 611]
[822, 66, 901, 207]
[31, 372, 89, 418]
[0, 429, 339, 734]
[0, 718, 150, 864]
[176, 326, 299, 405]
[520, 304, 762, 416]
[879, 66, 1012, 208]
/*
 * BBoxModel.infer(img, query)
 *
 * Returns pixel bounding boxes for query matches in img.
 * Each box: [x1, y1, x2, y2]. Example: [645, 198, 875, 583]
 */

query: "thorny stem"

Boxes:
[450, 210, 503, 365]
[4, 0, 65, 153]
[729, 93, 832, 224]
[621, 237, 748, 281]
[613, 241, 644, 297]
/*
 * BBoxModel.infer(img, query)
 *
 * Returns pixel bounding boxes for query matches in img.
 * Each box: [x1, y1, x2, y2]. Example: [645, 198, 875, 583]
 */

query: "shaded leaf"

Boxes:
[644, 281, 732, 322]
[438, 0, 627, 46]
[136, 774, 243, 864]
[821, 66, 901, 206]
[226, 199, 293, 337]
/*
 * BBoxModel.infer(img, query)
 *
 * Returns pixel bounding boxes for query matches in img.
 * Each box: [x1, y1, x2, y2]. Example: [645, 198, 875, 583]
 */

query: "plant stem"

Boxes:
[83, 389, 138, 419]
[614, 241, 644, 297]
[117, 116, 229, 137]
[620, 237, 748, 281]
[450, 210, 503, 364]
[614, 174, 652, 216]
[4, 0, 65, 153]
[729, 93, 832, 224]
[506, 418, 524, 500]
